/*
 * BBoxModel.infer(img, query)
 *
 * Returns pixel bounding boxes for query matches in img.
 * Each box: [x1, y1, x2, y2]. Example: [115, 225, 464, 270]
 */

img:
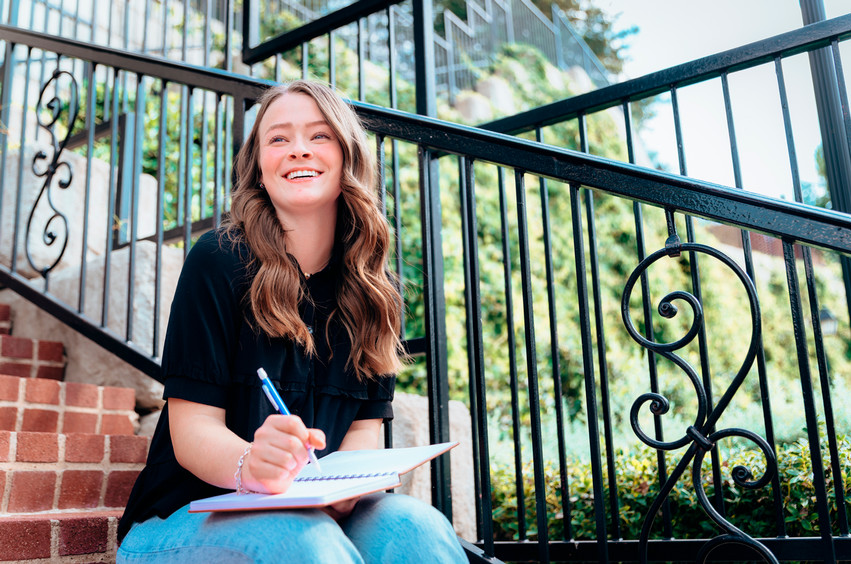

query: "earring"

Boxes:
[259, 182, 266, 190]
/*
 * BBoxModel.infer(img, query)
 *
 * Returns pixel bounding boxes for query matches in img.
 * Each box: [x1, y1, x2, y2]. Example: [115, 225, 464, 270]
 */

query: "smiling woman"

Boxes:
[258, 93, 344, 241]
[115, 80, 467, 563]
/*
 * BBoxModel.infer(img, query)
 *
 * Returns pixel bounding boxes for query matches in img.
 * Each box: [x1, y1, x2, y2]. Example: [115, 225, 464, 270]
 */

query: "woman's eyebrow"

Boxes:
[263, 120, 329, 135]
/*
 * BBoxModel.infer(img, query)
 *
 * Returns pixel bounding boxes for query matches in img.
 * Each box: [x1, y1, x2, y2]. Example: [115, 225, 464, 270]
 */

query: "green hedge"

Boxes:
[490, 432, 851, 541]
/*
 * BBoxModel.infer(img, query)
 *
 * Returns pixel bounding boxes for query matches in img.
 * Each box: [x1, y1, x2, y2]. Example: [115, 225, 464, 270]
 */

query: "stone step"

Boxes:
[0, 374, 138, 435]
[0, 510, 122, 562]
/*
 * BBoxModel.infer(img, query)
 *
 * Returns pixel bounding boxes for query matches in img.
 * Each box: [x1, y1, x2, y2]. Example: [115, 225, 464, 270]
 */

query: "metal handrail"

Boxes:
[355, 100, 851, 255]
[5, 23, 850, 257]
[480, 12, 851, 134]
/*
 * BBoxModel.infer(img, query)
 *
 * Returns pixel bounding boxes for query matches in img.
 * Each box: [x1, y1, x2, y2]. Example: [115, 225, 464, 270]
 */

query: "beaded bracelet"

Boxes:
[234, 442, 253, 494]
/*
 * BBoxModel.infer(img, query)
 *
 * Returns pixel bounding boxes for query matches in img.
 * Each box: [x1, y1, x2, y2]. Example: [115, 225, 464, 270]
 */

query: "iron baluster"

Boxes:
[782, 241, 838, 562]
[671, 83, 725, 518]
[496, 165, 526, 542]
[26, 68, 79, 278]
[622, 223, 779, 563]
[569, 181, 608, 562]
[535, 127, 572, 543]
[514, 167, 549, 563]
[460, 156, 494, 554]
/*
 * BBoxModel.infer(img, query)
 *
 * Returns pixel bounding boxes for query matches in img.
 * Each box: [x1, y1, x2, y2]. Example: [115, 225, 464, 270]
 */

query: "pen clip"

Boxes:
[262, 386, 278, 410]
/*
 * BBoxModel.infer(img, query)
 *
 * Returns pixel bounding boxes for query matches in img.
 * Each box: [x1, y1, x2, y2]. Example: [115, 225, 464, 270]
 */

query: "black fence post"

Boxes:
[799, 0, 851, 333]
[412, 0, 452, 521]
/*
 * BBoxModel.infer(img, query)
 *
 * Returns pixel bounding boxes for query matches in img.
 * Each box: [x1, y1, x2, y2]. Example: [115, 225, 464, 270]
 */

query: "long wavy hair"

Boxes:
[225, 80, 402, 380]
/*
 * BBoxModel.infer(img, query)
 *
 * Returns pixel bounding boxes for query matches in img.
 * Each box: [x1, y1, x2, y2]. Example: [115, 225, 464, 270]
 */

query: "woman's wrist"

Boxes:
[234, 442, 253, 494]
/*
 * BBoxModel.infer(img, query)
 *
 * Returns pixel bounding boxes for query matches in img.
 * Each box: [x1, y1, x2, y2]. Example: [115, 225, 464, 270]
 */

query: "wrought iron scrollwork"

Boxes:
[27, 68, 79, 277]
[621, 224, 779, 564]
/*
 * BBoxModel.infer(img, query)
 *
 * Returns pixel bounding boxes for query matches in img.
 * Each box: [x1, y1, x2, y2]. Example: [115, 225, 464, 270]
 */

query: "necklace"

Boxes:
[303, 256, 331, 280]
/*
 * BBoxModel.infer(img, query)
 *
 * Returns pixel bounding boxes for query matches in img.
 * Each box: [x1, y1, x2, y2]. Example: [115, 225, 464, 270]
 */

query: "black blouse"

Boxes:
[117, 229, 395, 543]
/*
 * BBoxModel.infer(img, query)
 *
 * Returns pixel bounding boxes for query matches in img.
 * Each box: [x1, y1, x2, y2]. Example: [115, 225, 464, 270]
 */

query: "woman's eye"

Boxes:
[269, 135, 286, 143]
[313, 132, 331, 140]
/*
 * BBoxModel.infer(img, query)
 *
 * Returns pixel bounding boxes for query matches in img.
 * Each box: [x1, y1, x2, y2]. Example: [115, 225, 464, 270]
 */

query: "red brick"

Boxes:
[109, 435, 149, 463]
[0, 517, 52, 560]
[65, 433, 105, 463]
[0, 361, 32, 378]
[24, 378, 60, 404]
[16, 431, 59, 462]
[104, 470, 138, 507]
[0, 470, 5, 498]
[103, 386, 136, 410]
[1, 335, 33, 359]
[0, 304, 10, 321]
[62, 411, 98, 434]
[0, 406, 18, 431]
[101, 413, 135, 435]
[37, 340, 64, 362]
[58, 470, 104, 509]
[0, 373, 20, 400]
[63, 412, 97, 434]
[58, 514, 109, 556]
[0, 430, 10, 461]
[35, 365, 65, 380]
[8, 471, 56, 512]
[21, 408, 59, 432]
[65, 382, 99, 407]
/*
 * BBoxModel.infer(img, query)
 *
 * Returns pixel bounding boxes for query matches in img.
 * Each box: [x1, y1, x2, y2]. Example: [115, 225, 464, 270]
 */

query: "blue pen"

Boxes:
[257, 367, 322, 472]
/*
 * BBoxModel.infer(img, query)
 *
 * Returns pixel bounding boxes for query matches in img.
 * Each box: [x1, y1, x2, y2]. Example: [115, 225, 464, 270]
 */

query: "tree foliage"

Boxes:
[541, 0, 637, 75]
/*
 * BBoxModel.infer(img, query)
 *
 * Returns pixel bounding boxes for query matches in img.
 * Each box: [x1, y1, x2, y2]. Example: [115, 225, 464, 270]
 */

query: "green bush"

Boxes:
[490, 430, 851, 541]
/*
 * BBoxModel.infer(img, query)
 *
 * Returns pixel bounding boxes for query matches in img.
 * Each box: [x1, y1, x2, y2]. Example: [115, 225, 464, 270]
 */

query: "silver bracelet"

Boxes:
[234, 442, 253, 494]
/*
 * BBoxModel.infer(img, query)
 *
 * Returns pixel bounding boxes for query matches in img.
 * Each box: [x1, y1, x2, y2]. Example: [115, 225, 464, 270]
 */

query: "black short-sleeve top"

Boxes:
[117, 229, 395, 542]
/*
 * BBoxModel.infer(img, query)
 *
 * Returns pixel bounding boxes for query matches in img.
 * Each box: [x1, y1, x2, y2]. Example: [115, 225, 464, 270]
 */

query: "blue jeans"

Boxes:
[117, 493, 468, 563]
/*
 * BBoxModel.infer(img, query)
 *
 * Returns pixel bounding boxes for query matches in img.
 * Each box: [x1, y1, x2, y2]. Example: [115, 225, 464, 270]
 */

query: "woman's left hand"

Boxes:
[322, 497, 359, 521]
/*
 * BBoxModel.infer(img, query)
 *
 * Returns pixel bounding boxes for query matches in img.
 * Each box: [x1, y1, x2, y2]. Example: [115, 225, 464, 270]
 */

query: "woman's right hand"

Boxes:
[242, 414, 326, 494]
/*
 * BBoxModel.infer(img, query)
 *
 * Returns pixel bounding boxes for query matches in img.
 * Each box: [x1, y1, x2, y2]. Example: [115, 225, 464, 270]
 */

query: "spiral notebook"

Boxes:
[189, 441, 459, 512]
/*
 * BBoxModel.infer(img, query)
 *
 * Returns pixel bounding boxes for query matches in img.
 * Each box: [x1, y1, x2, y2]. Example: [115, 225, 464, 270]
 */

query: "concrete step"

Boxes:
[0, 374, 138, 435]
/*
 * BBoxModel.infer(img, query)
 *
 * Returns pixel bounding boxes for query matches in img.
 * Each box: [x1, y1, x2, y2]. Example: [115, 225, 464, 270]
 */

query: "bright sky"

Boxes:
[596, 0, 851, 202]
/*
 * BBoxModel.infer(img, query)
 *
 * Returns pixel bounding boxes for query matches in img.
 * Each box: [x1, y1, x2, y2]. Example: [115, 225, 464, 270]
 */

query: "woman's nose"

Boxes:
[288, 138, 312, 159]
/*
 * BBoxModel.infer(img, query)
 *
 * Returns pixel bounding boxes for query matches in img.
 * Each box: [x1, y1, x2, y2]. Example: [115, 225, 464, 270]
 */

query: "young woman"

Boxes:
[117, 80, 467, 563]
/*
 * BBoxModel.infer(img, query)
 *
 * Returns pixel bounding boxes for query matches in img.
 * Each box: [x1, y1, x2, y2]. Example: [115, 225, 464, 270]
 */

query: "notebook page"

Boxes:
[189, 473, 402, 512]
[295, 442, 458, 480]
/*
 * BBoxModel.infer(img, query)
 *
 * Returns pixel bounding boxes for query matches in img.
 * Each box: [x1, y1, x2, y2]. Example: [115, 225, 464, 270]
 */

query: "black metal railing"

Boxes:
[1, 0, 609, 114]
[2, 21, 851, 563]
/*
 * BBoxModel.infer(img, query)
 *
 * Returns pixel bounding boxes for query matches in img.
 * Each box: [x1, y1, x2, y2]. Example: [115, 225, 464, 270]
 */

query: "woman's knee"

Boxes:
[345, 494, 467, 563]
[120, 507, 364, 564]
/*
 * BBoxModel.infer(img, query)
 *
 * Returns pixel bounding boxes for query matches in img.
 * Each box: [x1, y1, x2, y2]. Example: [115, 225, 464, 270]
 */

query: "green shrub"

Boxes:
[490, 431, 851, 541]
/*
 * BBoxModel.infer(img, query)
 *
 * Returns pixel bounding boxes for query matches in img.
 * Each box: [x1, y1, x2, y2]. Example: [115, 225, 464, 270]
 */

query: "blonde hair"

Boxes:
[226, 80, 402, 380]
